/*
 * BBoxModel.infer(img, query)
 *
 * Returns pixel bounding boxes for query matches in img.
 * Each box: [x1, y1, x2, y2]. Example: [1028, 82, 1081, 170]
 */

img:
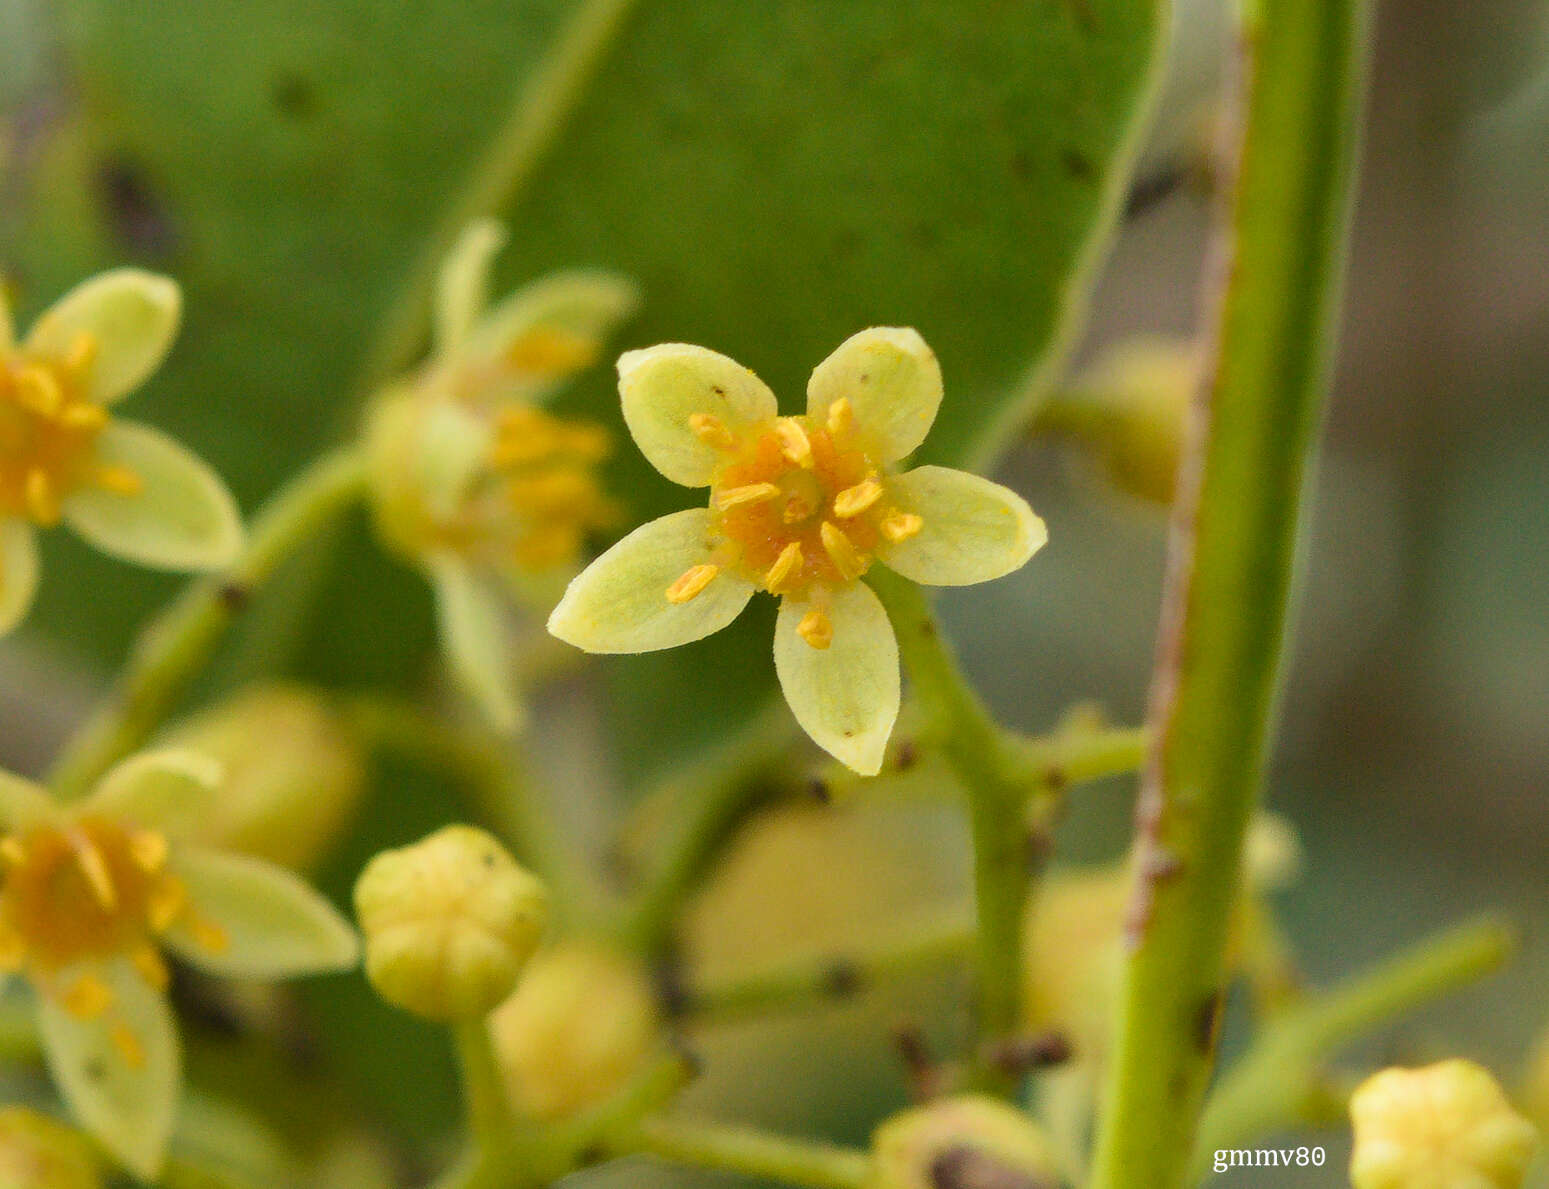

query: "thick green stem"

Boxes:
[48, 446, 369, 801]
[615, 1118, 872, 1189]
[1088, 1, 1372, 1184]
[455, 1018, 514, 1151]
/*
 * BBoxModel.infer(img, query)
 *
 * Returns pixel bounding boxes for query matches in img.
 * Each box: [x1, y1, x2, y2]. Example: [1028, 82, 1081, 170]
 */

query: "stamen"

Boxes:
[0, 924, 24, 971]
[60, 403, 108, 430]
[188, 917, 230, 955]
[131, 945, 170, 992]
[72, 837, 117, 910]
[832, 478, 883, 519]
[666, 564, 719, 604]
[147, 878, 187, 932]
[63, 974, 114, 1020]
[111, 1023, 147, 1069]
[14, 367, 62, 417]
[775, 418, 813, 468]
[0, 836, 25, 867]
[880, 512, 924, 543]
[714, 482, 781, 510]
[826, 397, 854, 437]
[688, 412, 738, 451]
[24, 469, 60, 525]
[129, 830, 168, 874]
[93, 465, 144, 497]
[819, 521, 867, 580]
[797, 609, 833, 650]
[63, 332, 98, 375]
[765, 541, 803, 593]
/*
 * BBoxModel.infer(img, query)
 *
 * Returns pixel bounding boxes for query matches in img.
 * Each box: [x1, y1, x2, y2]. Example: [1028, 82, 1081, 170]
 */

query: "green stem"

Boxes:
[615, 1117, 871, 1189]
[355, 0, 643, 392]
[1191, 917, 1514, 1178]
[1088, 0, 1372, 1184]
[455, 1018, 514, 1150]
[48, 446, 369, 801]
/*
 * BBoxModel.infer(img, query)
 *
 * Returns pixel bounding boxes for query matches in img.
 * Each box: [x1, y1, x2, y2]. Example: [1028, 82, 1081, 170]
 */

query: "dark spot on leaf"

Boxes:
[712, 385, 726, 396]
[98, 158, 178, 259]
[893, 739, 919, 771]
[808, 778, 832, 804]
[270, 71, 319, 119]
[1194, 990, 1224, 1054]
[219, 582, 250, 611]
[1061, 147, 1096, 182]
[821, 958, 862, 997]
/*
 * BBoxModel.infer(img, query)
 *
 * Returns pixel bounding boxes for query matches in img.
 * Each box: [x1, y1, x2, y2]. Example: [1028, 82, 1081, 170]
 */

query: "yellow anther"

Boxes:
[128, 830, 168, 874]
[71, 837, 117, 911]
[826, 397, 854, 437]
[832, 478, 883, 519]
[505, 327, 598, 378]
[666, 564, 719, 604]
[765, 541, 804, 593]
[775, 418, 813, 467]
[24, 469, 60, 525]
[111, 1022, 146, 1069]
[714, 482, 781, 510]
[147, 878, 187, 932]
[14, 367, 63, 417]
[783, 494, 815, 524]
[63, 331, 98, 375]
[92, 465, 143, 497]
[0, 925, 24, 971]
[797, 609, 833, 650]
[689, 412, 738, 451]
[0, 836, 25, 867]
[188, 917, 230, 955]
[62, 974, 114, 1021]
[131, 944, 170, 992]
[819, 521, 867, 580]
[880, 511, 924, 543]
[59, 402, 108, 430]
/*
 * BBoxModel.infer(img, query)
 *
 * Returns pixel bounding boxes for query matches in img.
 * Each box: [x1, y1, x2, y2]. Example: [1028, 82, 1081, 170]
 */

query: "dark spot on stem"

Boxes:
[808, 777, 832, 804]
[1194, 990, 1224, 1055]
[983, 1029, 1072, 1075]
[1061, 147, 1096, 182]
[218, 582, 251, 611]
[893, 739, 919, 772]
[821, 958, 862, 998]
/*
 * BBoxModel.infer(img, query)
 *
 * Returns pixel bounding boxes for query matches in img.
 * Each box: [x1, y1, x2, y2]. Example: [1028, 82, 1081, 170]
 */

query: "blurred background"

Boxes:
[3, 0, 1548, 1185]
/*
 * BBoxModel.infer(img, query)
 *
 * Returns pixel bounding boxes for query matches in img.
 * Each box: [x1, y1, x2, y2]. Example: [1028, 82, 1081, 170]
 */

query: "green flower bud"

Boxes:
[490, 942, 660, 1120]
[354, 826, 548, 1021]
[0, 1108, 102, 1189]
[165, 684, 365, 870]
[869, 1096, 1064, 1189]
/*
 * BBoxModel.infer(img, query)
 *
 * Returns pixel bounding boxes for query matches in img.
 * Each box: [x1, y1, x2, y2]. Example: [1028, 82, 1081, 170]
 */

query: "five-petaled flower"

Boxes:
[547, 328, 1046, 774]
[0, 270, 244, 636]
[0, 752, 359, 1179]
[366, 221, 637, 729]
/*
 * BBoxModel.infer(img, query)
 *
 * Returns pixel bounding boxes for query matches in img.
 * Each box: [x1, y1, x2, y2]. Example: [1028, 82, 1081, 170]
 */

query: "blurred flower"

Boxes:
[365, 220, 637, 729]
[0, 1107, 102, 1189]
[868, 1095, 1062, 1189]
[548, 328, 1045, 773]
[0, 270, 243, 635]
[354, 825, 548, 1021]
[0, 752, 358, 1179]
[1349, 1059, 1539, 1189]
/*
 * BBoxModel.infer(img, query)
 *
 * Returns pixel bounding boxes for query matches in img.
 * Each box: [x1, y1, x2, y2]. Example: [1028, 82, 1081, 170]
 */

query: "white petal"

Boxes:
[548, 507, 754, 652]
[435, 218, 508, 354]
[428, 557, 525, 733]
[84, 749, 223, 838]
[773, 583, 899, 775]
[162, 846, 359, 979]
[37, 957, 179, 1180]
[24, 270, 181, 405]
[806, 327, 942, 463]
[618, 344, 777, 486]
[63, 421, 244, 571]
[0, 770, 55, 832]
[0, 519, 39, 637]
[878, 466, 1046, 586]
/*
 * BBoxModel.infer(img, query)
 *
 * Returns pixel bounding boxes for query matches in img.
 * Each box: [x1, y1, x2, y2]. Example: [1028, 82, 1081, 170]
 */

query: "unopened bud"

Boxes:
[869, 1096, 1063, 1189]
[1349, 1060, 1539, 1189]
[490, 943, 659, 1120]
[0, 1108, 102, 1189]
[355, 826, 548, 1020]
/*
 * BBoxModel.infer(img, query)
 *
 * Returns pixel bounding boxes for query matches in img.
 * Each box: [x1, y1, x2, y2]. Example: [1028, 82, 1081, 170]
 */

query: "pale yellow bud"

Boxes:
[1349, 1060, 1539, 1189]
[354, 826, 548, 1021]
[165, 684, 365, 870]
[0, 1108, 102, 1189]
[868, 1095, 1062, 1189]
[490, 943, 659, 1120]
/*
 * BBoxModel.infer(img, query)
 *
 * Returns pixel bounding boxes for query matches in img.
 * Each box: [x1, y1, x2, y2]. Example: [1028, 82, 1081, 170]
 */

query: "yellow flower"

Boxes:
[365, 221, 637, 729]
[0, 752, 358, 1179]
[868, 1095, 1062, 1189]
[547, 329, 1046, 773]
[0, 270, 243, 636]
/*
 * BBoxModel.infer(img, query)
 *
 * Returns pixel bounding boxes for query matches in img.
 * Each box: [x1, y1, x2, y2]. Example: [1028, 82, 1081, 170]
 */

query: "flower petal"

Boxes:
[84, 749, 223, 839]
[0, 770, 55, 832]
[805, 327, 942, 463]
[24, 270, 181, 405]
[619, 344, 777, 486]
[435, 218, 508, 355]
[63, 421, 244, 571]
[548, 507, 754, 652]
[878, 466, 1046, 586]
[0, 519, 39, 637]
[161, 846, 359, 979]
[0, 276, 14, 351]
[773, 582, 899, 775]
[37, 957, 179, 1181]
[428, 556, 525, 732]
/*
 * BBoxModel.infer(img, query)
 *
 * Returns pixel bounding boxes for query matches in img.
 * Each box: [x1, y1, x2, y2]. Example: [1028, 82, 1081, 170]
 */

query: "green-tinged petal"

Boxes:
[773, 582, 899, 775]
[0, 519, 39, 637]
[24, 269, 181, 405]
[806, 327, 942, 463]
[84, 749, 222, 837]
[162, 846, 359, 979]
[548, 507, 754, 652]
[618, 344, 777, 486]
[435, 218, 507, 355]
[879, 465, 1046, 586]
[63, 421, 243, 571]
[428, 556, 525, 733]
[37, 957, 178, 1181]
[0, 275, 14, 350]
[0, 770, 55, 831]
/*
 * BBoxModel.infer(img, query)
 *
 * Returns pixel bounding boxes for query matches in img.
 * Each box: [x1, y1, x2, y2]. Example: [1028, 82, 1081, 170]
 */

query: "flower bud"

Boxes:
[868, 1096, 1063, 1189]
[490, 942, 659, 1120]
[0, 1108, 102, 1189]
[165, 684, 365, 870]
[1349, 1060, 1539, 1189]
[354, 826, 548, 1020]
